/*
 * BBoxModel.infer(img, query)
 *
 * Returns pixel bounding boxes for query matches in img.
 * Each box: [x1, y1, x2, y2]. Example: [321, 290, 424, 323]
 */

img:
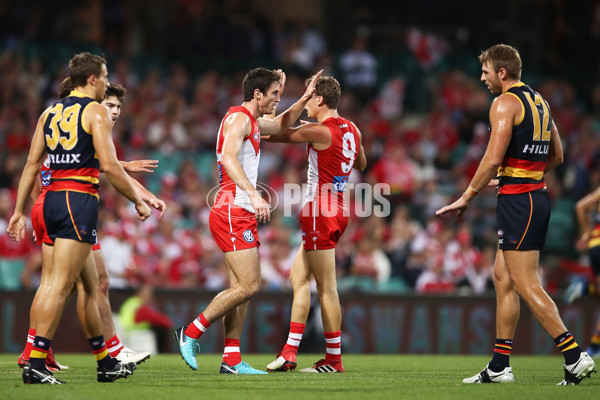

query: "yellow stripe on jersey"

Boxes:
[498, 166, 544, 180]
[55, 175, 100, 184]
[589, 238, 600, 249]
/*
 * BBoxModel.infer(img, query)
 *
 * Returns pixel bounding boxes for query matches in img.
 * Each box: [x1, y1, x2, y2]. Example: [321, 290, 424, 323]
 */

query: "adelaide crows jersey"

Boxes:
[497, 83, 552, 195]
[42, 90, 100, 196]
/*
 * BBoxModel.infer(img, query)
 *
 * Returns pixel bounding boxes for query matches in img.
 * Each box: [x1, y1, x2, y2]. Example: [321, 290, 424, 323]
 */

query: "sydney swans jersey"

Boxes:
[215, 106, 260, 213]
[497, 83, 552, 195]
[305, 117, 359, 207]
[42, 90, 100, 195]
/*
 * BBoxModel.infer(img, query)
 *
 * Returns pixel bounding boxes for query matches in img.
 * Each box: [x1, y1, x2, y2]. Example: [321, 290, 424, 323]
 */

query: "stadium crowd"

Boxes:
[1, 1, 600, 296]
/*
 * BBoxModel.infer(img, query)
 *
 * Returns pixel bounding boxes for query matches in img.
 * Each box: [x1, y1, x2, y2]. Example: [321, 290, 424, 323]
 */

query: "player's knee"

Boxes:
[239, 279, 261, 300]
[317, 284, 338, 299]
[289, 274, 309, 290]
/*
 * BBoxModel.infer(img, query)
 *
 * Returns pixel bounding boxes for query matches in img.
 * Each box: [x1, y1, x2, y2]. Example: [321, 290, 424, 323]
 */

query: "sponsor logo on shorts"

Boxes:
[332, 175, 350, 193]
[243, 229, 255, 243]
[80, 225, 88, 235]
[498, 229, 504, 237]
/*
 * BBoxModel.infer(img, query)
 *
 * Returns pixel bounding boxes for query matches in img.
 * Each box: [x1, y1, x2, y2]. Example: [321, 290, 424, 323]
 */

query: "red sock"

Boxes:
[324, 331, 342, 365]
[23, 328, 36, 361]
[184, 313, 210, 339]
[282, 322, 305, 357]
[223, 338, 241, 366]
[107, 335, 124, 357]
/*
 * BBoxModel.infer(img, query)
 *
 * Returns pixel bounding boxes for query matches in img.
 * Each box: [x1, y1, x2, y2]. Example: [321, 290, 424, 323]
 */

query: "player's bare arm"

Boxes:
[258, 69, 323, 136]
[7, 110, 49, 242]
[120, 159, 159, 173]
[88, 102, 151, 221]
[221, 112, 271, 223]
[264, 122, 331, 146]
[575, 187, 600, 250]
[353, 127, 367, 171]
[544, 121, 564, 172]
[436, 94, 518, 217]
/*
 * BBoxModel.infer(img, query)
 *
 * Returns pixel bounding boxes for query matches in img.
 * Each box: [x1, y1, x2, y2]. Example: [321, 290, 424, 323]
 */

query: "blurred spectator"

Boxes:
[339, 36, 378, 104]
[118, 285, 173, 353]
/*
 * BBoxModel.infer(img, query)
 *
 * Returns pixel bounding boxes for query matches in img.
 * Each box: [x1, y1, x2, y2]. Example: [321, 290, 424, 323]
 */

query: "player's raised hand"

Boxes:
[122, 159, 159, 173]
[7, 213, 27, 242]
[302, 69, 323, 101]
[276, 69, 287, 97]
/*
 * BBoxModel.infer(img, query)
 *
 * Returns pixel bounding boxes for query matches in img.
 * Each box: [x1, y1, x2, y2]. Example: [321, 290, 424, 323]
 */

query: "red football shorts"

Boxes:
[31, 194, 52, 246]
[299, 200, 348, 251]
[209, 206, 260, 253]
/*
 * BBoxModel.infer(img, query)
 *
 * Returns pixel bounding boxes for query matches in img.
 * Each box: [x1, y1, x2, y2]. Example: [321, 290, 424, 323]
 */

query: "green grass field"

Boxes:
[0, 354, 597, 400]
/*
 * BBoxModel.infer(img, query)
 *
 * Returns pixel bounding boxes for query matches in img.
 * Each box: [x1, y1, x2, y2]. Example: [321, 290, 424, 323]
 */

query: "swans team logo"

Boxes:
[243, 229, 255, 243]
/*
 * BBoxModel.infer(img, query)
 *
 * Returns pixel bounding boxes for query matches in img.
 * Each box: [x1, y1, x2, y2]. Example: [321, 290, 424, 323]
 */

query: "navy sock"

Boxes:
[488, 339, 513, 372]
[554, 331, 582, 365]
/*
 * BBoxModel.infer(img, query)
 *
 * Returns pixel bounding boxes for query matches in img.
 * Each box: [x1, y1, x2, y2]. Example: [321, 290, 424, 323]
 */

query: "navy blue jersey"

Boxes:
[42, 90, 100, 194]
[497, 83, 552, 194]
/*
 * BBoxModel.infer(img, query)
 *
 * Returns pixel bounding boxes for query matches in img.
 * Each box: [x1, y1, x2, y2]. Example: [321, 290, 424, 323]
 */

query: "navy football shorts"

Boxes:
[589, 246, 600, 277]
[43, 190, 99, 244]
[497, 189, 550, 251]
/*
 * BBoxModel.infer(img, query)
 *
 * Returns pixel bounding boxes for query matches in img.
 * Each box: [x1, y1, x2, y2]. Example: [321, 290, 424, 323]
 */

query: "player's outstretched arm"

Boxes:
[7, 111, 49, 242]
[263, 122, 330, 145]
[120, 159, 159, 173]
[437, 94, 516, 218]
[259, 70, 323, 136]
[89, 103, 151, 221]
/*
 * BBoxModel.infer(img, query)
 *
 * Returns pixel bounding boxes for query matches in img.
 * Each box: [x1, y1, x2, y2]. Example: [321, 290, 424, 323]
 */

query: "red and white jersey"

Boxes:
[305, 116, 360, 207]
[214, 106, 261, 213]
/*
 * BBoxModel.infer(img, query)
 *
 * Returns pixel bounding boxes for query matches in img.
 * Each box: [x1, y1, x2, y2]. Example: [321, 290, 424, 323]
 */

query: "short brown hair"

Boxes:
[58, 77, 74, 99]
[68, 52, 107, 87]
[479, 44, 522, 80]
[104, 83, 127, 103]
[242, 68, 281, 101]
[306, 75, 341, 109]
